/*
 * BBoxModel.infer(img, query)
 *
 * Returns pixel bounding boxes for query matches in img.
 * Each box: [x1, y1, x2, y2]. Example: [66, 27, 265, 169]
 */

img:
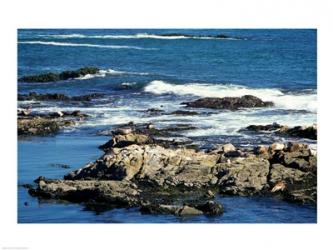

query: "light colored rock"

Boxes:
[115, 127, 133, 135]
[222, 143, 236, 153]
[270, 143, 285, 151]
[178, 206, 203, 216]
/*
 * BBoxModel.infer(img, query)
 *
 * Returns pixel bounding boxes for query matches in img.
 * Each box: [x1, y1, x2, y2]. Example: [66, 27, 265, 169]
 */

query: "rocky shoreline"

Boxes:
[27, 123, 317, 217]
[18, 89, 317, 217]
[18, 109, 88, 136]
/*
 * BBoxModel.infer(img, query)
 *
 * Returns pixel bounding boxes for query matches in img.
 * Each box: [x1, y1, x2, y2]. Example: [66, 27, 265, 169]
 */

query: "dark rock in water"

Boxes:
[241, 123, 317, 140]
[182, 95, 274, 110]
[194, 200, 224, 216]
[144, 108, 165, 115]
[160, 33, 193, 37]
[21, 183, 34, 189]
[244, 123, 283, 132]
[19, 72, 60, 83]
[49, 163, 70, 169]
[278, 125, 317, 140]
[18, 92, 104, 102]
[214, 34, 231, 39]
[169, 110, 199, 116]
[19, 67, 100, 82]
[24, 202, 29, 207]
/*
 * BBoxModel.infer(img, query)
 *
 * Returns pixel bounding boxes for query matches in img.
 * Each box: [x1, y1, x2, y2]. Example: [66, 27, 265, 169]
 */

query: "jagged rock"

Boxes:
[28, 179, 140, 207]
[270, 146, 316, 173]
[99, 133, 151, 151]
[66, 144, 220, 188]
[182, 95, 273, 110]
[217, 156, 270, 195]
[269, 164, 307, 184]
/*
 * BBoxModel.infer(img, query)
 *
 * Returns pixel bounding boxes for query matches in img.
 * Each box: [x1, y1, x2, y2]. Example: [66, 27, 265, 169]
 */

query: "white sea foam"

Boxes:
[39, 33, 242, 40]
[144, 80, 317, 112]
[18, 41, 156, 50]
[75, 68, 149, 80]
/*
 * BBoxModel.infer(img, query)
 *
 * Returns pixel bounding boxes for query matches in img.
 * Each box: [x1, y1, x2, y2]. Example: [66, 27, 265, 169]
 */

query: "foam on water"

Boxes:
[144, 80, 317, 112]
[18, 41, 156, 50]
[38, 33, 242, 40]
[75, 69, 149, 80]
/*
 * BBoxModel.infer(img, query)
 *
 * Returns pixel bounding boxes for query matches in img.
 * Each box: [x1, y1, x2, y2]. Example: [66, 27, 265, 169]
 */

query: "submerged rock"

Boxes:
[169, 110, 199, 116]
[182, 95, 273, 110]
[19, 67, 100, 83]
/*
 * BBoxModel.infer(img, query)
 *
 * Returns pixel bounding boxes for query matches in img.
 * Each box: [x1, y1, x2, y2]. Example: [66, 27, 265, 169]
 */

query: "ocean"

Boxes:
[17, 29, 317, 223]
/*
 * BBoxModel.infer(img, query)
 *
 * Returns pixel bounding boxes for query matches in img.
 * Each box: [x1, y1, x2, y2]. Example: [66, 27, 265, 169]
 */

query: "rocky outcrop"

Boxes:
[182, 95, 273, 110]
[217, 156, 270, 195]
[98, 123, 197, 150]
[242, 123, 317, 140]
[28, 137, 317, 216]
[65, 144, 220, 188]
[18, 92, 104, 102]
[19, 67, 100, 83]
[18, 110, 88, 136]
[29, 178, 140, 207]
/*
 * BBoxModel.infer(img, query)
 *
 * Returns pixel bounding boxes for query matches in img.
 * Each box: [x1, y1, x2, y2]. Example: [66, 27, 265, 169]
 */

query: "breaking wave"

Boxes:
[38, 33, 243, 40]
[18, 41, 156, 50]
[144, 80, 317, 112]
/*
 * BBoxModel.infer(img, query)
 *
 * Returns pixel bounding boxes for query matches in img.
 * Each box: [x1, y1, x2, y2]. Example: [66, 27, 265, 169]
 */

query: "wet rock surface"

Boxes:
[182, 95, 273, 110]
[19, 67, 100, 83]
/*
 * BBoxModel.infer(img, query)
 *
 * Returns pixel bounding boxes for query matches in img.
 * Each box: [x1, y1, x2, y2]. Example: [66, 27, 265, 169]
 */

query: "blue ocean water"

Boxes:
[18, 29, 317, 223]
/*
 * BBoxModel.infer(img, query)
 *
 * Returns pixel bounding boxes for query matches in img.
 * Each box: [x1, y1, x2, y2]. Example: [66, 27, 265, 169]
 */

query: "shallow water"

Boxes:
[18, 29, 317, 223]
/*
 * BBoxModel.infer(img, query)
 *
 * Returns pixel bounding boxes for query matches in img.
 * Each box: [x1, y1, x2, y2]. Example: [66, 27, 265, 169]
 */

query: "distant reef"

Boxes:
[19, 67, 100, 83]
